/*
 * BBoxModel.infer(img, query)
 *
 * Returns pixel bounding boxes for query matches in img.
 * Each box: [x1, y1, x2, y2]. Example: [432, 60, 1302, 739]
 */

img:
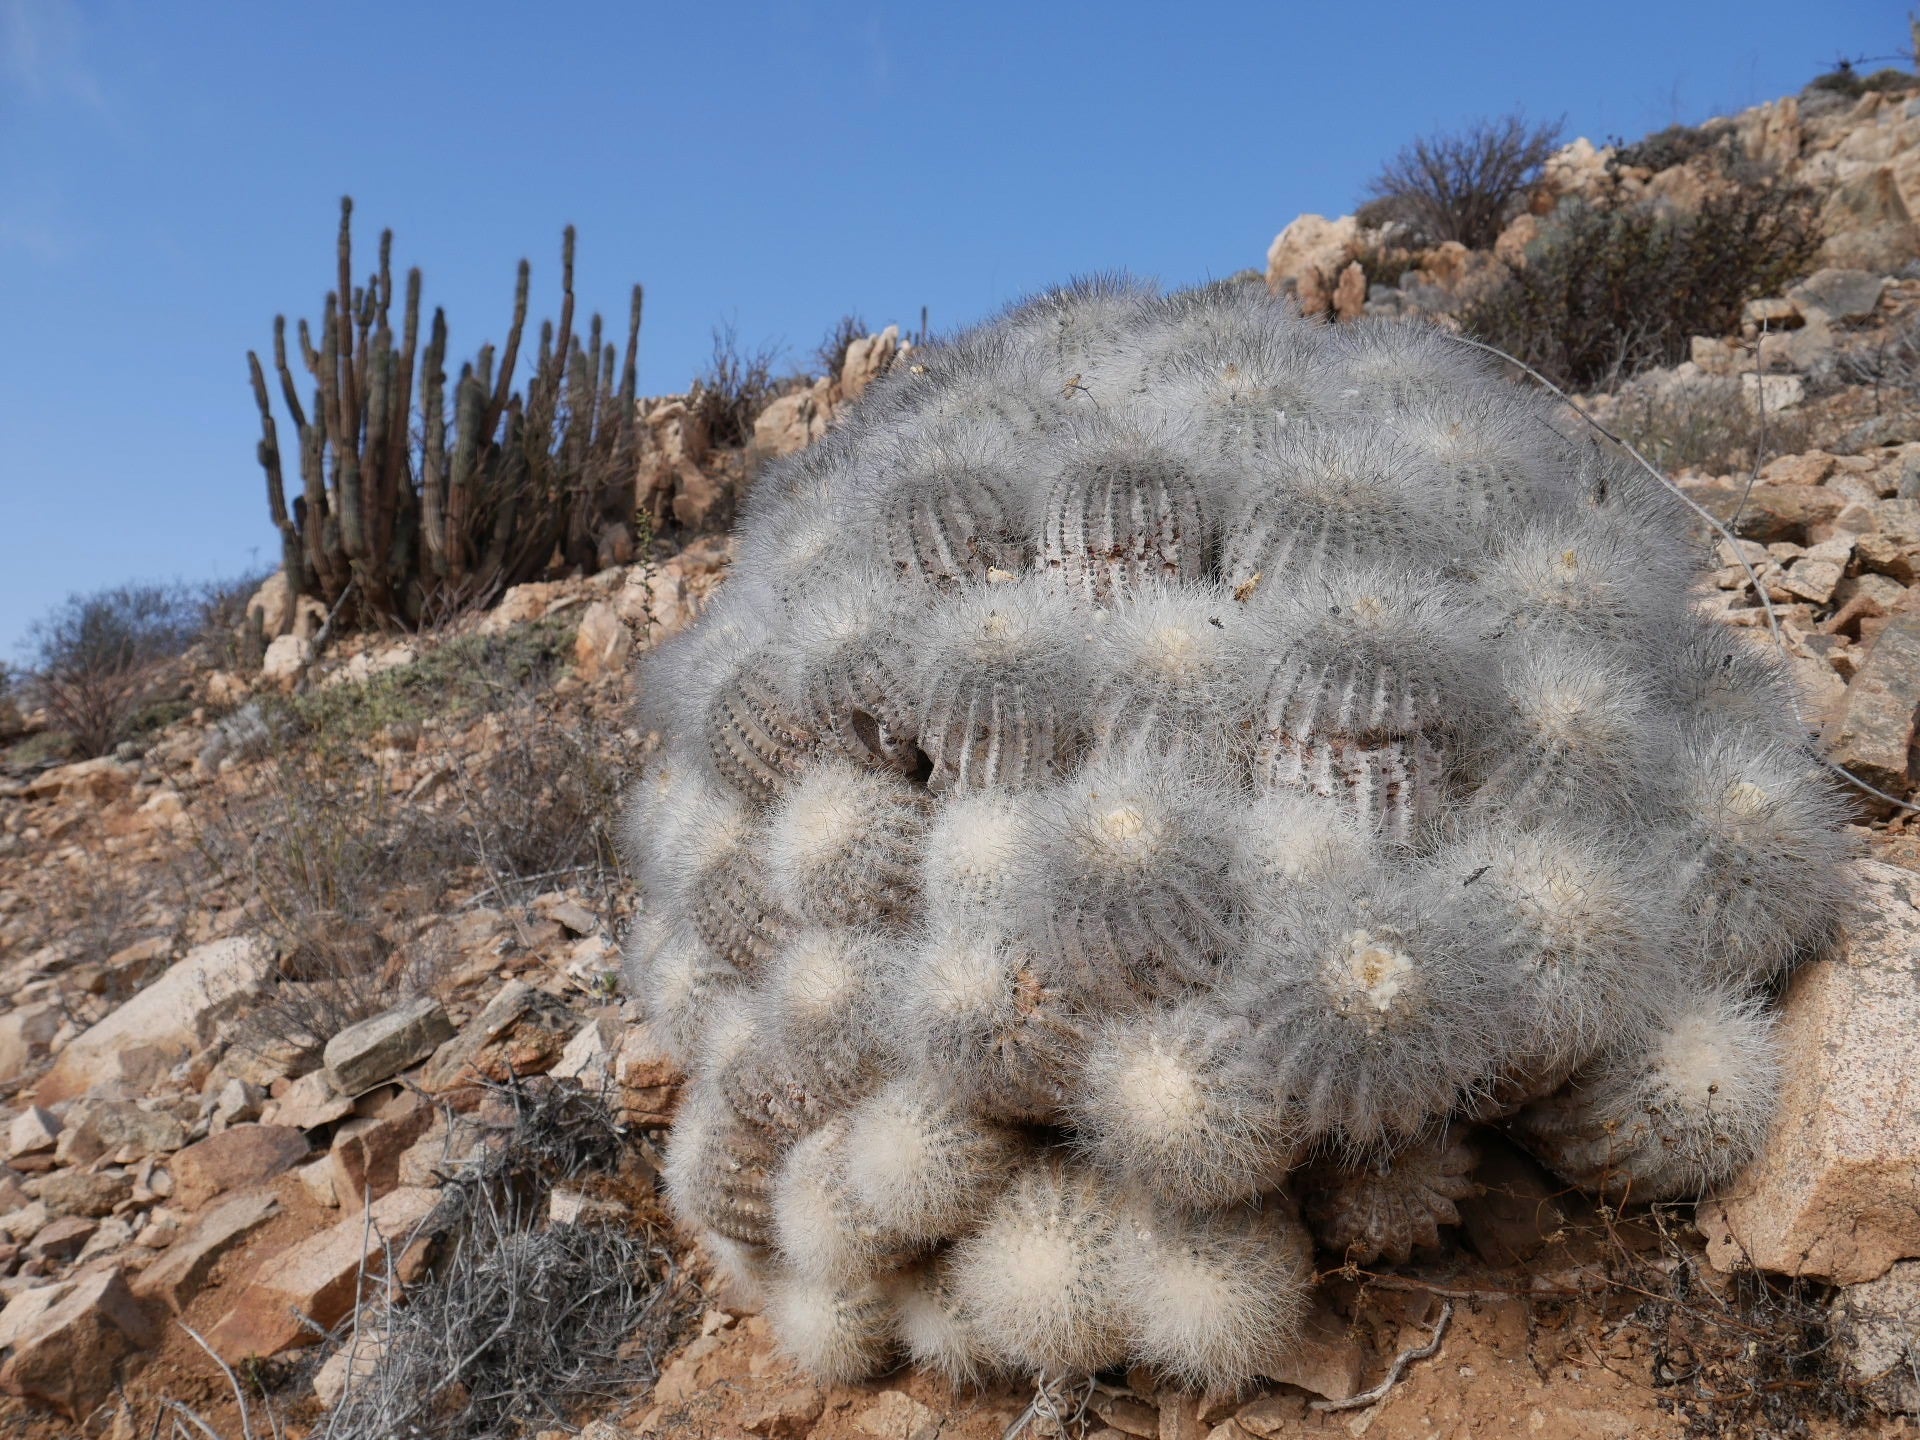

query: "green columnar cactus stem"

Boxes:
[248, 198, 644, 628]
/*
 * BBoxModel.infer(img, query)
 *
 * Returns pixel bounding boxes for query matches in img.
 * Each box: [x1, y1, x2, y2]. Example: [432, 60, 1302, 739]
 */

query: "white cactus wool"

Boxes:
[622, 279, 1851, 1389]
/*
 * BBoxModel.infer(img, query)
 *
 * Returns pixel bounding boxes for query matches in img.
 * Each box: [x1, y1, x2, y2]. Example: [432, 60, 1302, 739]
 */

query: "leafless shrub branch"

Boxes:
[1361, 114, 1564, 249]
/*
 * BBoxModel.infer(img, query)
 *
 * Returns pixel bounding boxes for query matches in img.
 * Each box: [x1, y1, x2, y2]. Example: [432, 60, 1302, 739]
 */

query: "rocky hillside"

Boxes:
[5, 69, 1920, 1440]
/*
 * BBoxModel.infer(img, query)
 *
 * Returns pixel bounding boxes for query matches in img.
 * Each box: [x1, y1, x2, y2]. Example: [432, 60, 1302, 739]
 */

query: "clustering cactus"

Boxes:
[248, 197, 643, 631]
[621, 279, 1852, 1390]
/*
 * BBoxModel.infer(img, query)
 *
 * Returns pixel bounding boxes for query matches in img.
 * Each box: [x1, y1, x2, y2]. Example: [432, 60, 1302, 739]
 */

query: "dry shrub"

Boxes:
[318, 1077, 689, 1440]
[191, 740, 461, 1049]
[1608, 373, 1815, 477]
[692, 321, 782, 448]
[1614, 123, 1728, 175]
[195, 635, 629, 1050]
[1840, 315, 1920, 422]
[1360, 113, 1564, 249]
[24, 583, 202, 757]
[1590, 1208, 1870, 1435]
[814, 313, 868, 381]
[456, 701, 626, 909]
[1460, 181, 1822, 392]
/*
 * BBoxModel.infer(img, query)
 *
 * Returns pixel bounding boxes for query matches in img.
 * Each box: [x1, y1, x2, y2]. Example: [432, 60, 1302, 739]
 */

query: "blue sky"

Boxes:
[0, 0, 1902, 655]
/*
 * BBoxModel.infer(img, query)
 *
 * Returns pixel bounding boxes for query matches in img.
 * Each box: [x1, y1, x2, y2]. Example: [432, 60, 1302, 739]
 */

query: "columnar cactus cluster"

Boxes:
[621, 279, 1851, 1390]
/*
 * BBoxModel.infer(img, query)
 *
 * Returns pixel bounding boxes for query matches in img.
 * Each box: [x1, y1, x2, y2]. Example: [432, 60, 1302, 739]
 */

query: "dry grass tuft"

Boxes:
[317, 1077, 690, 1440]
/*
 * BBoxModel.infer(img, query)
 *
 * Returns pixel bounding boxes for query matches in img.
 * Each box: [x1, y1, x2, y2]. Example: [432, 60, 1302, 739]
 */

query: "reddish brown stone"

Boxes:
[0, 1267, 158, 1419]
[170, 1124, 311, 1211]
[206, 1186, 438, 1360]
[132, 1189, 280, 1312]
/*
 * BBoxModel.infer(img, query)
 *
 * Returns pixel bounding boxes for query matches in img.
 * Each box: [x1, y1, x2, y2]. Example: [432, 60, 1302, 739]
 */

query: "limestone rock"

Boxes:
[329, 1092, 433, 1210]
[420, 981, 581, 1092]
[1822, 614, 1920, 804]
[752, 384, 831, 458]
[53, 1099, 189, 1167]
[39, 1168, 134, 1218]
[1264, 213, 1360, 308]
[132, 1189, 280, 1313]
[36, 936, 269, 1105]
[1700, 861, 1920, 1284]
[261, 633, 313, 687]
[838, 325, 902, 402]
[324, 995, 456, 1095]
[615, 1022, 684, 1129]
[1788, 268, 1888, 323]
[1819, 167, 1919, 273]
[574, 601, 633, 684]
[246, 570, 294, 638]
[1539, 137, 1614, 203]
[171, 1124, 311, 1211]
[0, 1003, 61, 1085]
[206, 1184, 439, 1360]
[312, 1332, 387, 1408]
[261, 1068, 353, 1131]
[1686, 478, 1844, 545]
[23, 755, 136, 802]
[552, 1016, 620, 1086]
[5, 1107, 59, 1161]
[1832, 1259, 1920, 1414]
[0, 1267, 158, 1419]
[26, 1215, 96, 1262]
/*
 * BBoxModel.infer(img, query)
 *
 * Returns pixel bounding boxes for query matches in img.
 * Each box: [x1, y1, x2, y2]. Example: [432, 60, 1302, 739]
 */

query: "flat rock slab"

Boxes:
[1788, 268, 1889, 323]
[206, 1184, 438, 1361]
[0, 1267, 158, 1419]
[133, 1189, 280, 1312]
[1822, 614, 1920, 805]
[330, 1093, 432, 1211]
[325, 995, 455, 1095]
[38, 1167, 133, 1217]
[5, 1107, 59, 1160]
[171, 1124, 311, 1211]
[36, 936, 268, 1104]
[1701, 861, 1920, 1284]
[1833, 1259, 1920, 1414]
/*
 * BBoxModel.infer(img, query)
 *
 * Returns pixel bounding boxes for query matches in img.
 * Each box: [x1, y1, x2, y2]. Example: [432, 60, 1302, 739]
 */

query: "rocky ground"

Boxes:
[6, 70, 1920, 1440]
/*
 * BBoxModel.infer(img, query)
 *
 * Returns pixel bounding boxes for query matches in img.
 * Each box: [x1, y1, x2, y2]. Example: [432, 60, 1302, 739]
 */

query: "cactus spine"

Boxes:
[626, 279, 1849, 1390]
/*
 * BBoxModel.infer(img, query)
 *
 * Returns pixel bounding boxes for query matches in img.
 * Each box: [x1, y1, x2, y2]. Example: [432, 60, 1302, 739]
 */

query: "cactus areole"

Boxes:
[622, 279, 1850, 1389]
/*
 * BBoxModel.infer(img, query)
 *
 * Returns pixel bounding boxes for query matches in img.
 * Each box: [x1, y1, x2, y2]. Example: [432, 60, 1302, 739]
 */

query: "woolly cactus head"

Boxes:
[624, 279, 1848, 1389]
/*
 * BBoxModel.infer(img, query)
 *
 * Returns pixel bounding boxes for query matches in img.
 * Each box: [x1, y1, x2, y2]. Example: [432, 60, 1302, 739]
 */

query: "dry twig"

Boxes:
[1310, 1300, 1455, 1413]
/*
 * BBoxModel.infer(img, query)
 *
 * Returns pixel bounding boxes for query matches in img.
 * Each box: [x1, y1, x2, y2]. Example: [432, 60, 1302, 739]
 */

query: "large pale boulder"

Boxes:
[0, 1268, 158, 1419]
[572, 600, 633, 683]
[1539, 137, 1614, 204]
[837, 325, 902, 401]
[1699, 861, 1920, 1284]
[260, 633, 313, 688]
[246, 570, 294, 638]
[1264, 213, 1361, 307]
[752, 383, 831, 457]
[1819, 167, 1920, 274]
[36, 936, 269, 1105]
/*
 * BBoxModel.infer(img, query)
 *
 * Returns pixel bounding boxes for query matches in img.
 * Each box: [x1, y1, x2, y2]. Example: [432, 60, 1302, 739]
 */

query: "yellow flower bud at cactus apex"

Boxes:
[625, 278, 1851, 1389]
